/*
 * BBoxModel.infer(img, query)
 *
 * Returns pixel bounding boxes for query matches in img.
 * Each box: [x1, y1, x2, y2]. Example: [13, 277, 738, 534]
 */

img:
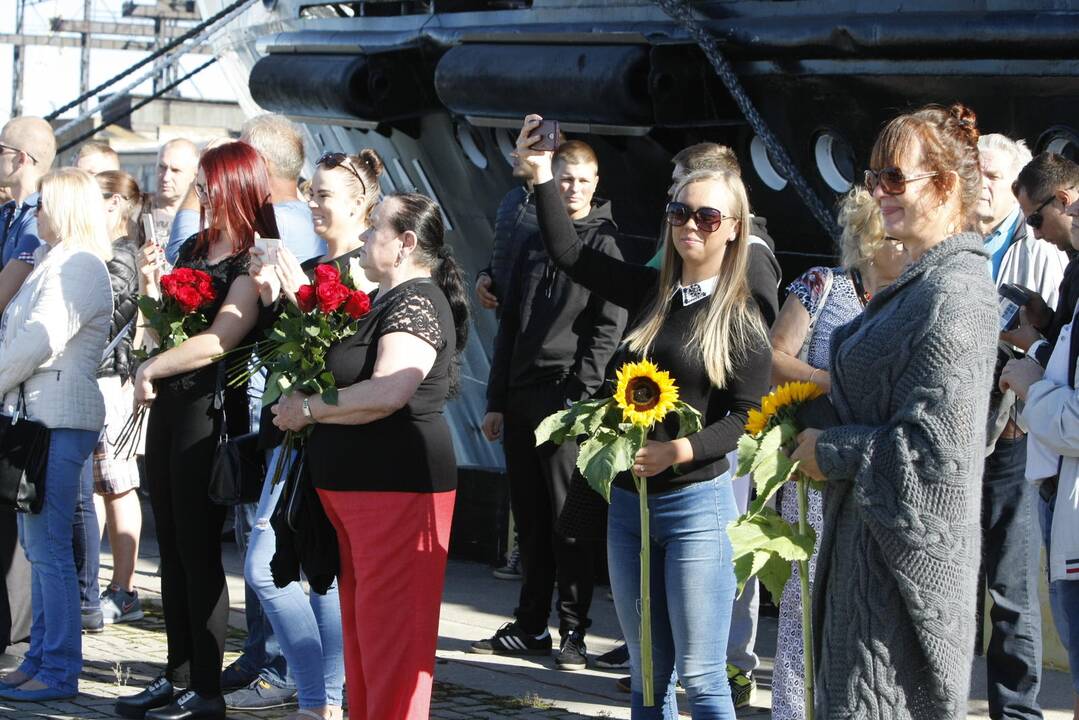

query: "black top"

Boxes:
[1034, 253, 1079, 365]
[257, 247, 364, 450]
[159, 235, 252, 398]
[533, 180, 772, 493]
[486, 197, 628, 412]
[484, 185, 537, 306]
[306, 278, 458, 493]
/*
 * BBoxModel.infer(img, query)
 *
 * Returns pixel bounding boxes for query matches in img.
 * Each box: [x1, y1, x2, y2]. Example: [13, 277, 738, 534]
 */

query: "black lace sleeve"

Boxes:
[381, 290, 444, 350]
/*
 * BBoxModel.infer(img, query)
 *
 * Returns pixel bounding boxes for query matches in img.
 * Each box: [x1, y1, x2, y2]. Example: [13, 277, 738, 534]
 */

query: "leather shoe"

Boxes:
[145, 690, 226, 720]
[116, 675, 175, 719]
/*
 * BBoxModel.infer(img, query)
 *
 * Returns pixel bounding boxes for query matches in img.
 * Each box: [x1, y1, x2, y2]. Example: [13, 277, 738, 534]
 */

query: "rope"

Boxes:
[652, 0, 842, 242]
[45, 0, 256, 121]
[57, 57, 218, 154]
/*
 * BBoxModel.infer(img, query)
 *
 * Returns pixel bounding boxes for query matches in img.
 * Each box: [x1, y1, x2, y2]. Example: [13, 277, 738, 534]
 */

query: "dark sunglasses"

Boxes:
[317, 152, 367, 196]
[864, 167, 939, 196]
[1026, 194, 1058, 230]
[665, 201, 733, 233]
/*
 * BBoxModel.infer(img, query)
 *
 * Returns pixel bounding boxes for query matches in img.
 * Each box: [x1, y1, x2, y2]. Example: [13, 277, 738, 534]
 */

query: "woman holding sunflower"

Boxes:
[516, 114, 772, 718]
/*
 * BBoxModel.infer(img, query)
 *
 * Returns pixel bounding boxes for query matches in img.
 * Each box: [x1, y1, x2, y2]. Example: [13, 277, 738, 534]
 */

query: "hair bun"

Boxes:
[357, 148, 384, 178]
[949, 103, 980, 145]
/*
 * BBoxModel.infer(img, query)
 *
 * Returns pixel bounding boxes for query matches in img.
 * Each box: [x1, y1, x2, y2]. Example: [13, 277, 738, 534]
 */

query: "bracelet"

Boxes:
[808, 368, 820, 384]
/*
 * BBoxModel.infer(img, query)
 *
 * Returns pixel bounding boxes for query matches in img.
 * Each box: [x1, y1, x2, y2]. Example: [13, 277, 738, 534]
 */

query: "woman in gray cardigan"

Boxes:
[792, 104, 999, 719]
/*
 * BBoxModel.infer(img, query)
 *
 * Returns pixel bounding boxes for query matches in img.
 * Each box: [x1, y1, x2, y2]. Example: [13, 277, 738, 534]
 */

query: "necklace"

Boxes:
[850, 269, 872, 307]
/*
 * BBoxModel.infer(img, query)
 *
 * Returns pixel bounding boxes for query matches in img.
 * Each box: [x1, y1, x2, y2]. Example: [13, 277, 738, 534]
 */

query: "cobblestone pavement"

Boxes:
[0, 607, 605, 720]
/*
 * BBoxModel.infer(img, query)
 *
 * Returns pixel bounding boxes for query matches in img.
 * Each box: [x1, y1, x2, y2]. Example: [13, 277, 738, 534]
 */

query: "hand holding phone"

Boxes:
[532, 119, 560, 152]
[253, 236, 282, 265]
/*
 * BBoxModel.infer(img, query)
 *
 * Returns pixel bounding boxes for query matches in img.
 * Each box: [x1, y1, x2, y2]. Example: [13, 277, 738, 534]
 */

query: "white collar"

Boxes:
[674, 275, 718, 307]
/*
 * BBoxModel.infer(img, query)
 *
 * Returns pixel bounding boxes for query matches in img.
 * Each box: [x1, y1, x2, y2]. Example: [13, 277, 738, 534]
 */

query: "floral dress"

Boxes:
[772, 266, 863, 720]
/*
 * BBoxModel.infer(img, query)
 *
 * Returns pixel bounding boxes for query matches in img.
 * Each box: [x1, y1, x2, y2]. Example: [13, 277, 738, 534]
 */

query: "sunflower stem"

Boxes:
[797, 474, 815, 720]
[634, 427, 654, 707]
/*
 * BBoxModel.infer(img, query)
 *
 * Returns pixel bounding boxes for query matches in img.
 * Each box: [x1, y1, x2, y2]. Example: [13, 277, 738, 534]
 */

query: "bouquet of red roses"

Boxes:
[229, 260, 372, 483]
[135, 267, 216, 359]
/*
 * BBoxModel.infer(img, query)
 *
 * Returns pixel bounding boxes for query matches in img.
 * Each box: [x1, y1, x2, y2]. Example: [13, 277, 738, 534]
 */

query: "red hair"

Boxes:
[195, 141, 279, 256]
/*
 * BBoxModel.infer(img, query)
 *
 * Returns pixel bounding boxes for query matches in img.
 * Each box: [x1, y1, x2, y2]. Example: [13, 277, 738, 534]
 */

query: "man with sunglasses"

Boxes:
[976, 134, 1069, 720]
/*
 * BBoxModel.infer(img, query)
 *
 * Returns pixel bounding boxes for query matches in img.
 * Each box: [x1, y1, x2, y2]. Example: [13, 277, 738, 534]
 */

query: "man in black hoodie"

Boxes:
[473, 140, 627, 670]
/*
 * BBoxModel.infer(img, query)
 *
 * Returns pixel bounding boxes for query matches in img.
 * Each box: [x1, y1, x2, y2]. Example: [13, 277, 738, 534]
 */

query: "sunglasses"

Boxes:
[1026, 194, 1057, 230]
[317, 152, 367, 196]
[0, 142, 37, 165]
[864, 168, 939, 196]
[665, 201, 734, 233]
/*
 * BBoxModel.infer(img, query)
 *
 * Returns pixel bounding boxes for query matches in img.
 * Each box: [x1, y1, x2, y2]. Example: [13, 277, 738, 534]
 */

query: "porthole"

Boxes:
[750, 135, 788, 191]
[1036, 126, 1079, 163]
[495, 128, 517, 166]
[455, 122, 488, 170]
[814, 132, 855, 193]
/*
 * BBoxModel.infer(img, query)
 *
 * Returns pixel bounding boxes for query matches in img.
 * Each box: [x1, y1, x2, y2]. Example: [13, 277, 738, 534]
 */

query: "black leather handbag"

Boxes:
[0, 386, 51, 514]
[208, 366, 265, 506]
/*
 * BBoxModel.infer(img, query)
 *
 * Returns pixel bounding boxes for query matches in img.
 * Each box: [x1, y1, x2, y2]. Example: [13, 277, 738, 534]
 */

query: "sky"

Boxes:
[0, 0, 236, 121]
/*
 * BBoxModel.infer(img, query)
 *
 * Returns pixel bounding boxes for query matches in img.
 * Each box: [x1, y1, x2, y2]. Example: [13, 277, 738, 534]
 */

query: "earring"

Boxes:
[394, 253, 403, 268]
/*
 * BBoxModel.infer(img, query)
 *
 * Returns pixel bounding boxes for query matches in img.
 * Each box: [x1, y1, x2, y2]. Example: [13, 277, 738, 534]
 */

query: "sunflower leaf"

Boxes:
[534, 409, 572, 447]
[736, 434, 759, 477]
[577, 431, 635, 503]
[727, 508, 812, 599]
[674, 402, 703, 438]
[747, 452, 797, 517]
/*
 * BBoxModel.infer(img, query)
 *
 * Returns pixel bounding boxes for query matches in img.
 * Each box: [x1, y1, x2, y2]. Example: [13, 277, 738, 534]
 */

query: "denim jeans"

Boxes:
[72, 453, 100, 614]
[244, 447, 343, 708]
[1038, 492, 1079, 694]
[17, 428, 98, 693]
[608, 476, 738, 719]
[233, 468, 292, 690]
[981, 436, 1043, 718]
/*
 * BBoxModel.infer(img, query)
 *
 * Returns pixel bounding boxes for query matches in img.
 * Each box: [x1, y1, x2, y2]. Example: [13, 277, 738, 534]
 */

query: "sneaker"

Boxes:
[82, 608, 104, 634]
[224, 678, 298, 710]
[470, 622, 552, 656]
[492, 547, 521, 580]
[728, 663, 756, 709]
[100, 587, 144, 625]
[220, 662, 258, 693]
[555, 629, 587, 671]
[594, 643, 629, 670]
[616, 675, 631, 693]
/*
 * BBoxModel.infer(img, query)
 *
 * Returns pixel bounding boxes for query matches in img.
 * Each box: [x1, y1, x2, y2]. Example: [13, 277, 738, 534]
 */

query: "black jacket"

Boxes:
[745, 216, 782, 327]
[487, 198, 628, 412]
[98, 237, 138, 380]
[483, 185, 538, 307]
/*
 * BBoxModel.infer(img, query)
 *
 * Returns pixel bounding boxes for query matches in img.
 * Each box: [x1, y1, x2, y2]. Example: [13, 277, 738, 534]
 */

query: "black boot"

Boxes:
[115, 675, 175, 719]
[144, 690, 226, 720]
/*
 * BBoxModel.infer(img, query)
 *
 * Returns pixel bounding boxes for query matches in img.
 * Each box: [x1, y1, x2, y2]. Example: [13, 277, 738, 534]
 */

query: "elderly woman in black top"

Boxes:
[272, 192, 469, 720]
[515, 116, 771, 718]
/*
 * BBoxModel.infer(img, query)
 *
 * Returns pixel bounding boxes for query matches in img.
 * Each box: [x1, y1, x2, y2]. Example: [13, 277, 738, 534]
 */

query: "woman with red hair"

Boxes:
[117, 141, 278, 720]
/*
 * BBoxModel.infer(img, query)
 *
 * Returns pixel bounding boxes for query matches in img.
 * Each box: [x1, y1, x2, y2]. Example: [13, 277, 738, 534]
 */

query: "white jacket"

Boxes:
[0, 244, 112, 431]
[996, 216, 1069, 304]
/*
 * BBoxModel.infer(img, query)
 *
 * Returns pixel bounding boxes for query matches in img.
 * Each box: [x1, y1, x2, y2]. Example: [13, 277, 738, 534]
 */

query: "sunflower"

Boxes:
[744, 380, 825, 435]
[615, 360, 680, 427]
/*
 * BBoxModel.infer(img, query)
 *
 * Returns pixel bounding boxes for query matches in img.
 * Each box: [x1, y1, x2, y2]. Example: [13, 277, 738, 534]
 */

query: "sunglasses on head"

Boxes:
[864, 167, 939, 196]
[317, 152, 367, 196]
[1026, 194, 1057, 230]
[665, 201, 733, 233]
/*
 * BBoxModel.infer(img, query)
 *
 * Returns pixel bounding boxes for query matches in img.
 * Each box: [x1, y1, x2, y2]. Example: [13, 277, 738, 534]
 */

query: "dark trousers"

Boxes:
[146, 384, 229, 696]
[503, 384, 595, 636]
[981, 436, 1043, 720]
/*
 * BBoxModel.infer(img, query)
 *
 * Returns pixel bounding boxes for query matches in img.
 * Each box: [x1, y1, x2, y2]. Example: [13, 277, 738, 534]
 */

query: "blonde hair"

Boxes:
[837, 187, 886, 271]
[39, 168, 113, 261]
[624, 170, 768, 388]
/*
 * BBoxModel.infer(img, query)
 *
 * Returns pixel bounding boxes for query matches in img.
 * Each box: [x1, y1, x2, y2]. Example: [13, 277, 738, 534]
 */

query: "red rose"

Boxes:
[173, 286, 204, 313]
[169, 268, 196, 284]
[314, 264, 341, 287]
[190, 270, 215, 301]
[344, 290, 371, 319]
[316, 281, 351, 314]
[160, 274, 178, 298]
[296, 284, 316, 312]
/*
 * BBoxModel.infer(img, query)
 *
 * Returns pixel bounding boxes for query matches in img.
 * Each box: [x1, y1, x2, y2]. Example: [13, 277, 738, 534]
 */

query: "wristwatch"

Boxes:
[301, 397, 314, 422]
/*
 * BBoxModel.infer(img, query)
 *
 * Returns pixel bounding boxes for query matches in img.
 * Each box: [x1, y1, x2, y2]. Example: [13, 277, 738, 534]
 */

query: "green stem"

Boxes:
[797, 475, 815, 720]
[637, 470, 654, 707]
[270, 431, 294, 486]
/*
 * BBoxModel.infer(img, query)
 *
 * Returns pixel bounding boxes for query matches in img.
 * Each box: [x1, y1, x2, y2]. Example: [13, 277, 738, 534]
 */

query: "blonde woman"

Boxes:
[0, 168, 113, 702]
[767, 189, 908, 720]
[515, 115, 771, 718]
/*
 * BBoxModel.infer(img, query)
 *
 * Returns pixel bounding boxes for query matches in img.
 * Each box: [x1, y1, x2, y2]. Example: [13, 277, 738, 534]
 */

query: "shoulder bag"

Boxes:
[208, 366, 265, 506]
[0, 385, 51, 514]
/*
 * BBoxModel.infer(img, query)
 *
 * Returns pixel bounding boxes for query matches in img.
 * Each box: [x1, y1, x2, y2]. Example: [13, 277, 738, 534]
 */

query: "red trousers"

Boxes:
[318, 489, 456, 720]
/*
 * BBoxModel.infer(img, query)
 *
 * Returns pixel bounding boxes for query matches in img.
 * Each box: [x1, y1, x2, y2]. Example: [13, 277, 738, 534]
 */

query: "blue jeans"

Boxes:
[243, 447, 344, 709]
[1038, 491, 1079, 694]
[72, 453, 100, 614]
[233, 470, 292, 690]
[981, 436, 1043, 718]
[608, 476, 738, 719]
[18, 428, 98, 693]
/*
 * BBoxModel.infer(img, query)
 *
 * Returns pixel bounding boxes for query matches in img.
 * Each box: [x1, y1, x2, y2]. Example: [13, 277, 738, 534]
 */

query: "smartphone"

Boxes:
[532, 119, 560, 152]
[998, 283, 1033, 333]
[141, 213, 157, 247]
[254, 237, 282, 264]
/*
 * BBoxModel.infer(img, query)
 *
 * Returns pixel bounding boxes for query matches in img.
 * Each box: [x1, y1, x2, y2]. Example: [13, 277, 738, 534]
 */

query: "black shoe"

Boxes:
[219, 662, 256, 692]
[116, 676, 175, 719]
[81, 608, 104, 634]
[145, 690, 226, 720]
[555, 629, 587, 671]
[470, 621, 552, 656]
[594, 642, 629, 670]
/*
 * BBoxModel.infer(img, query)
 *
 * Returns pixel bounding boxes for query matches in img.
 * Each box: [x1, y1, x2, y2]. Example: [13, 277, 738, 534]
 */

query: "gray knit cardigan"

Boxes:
[812, 232, 998, 719]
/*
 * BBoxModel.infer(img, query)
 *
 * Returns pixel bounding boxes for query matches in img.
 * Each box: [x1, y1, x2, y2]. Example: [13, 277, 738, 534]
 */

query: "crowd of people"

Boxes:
[0, 97, 1075, 720]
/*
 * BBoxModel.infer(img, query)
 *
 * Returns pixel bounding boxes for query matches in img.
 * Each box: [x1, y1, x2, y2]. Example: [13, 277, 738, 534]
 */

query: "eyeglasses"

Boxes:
[0, 142, 38, 165]
[1026, 194, 1057, 230]
[194, 183, 208, 201]
[864, 168, 939, 196]
[317, 152, 367, 196]
[665, 201, 735, 233]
